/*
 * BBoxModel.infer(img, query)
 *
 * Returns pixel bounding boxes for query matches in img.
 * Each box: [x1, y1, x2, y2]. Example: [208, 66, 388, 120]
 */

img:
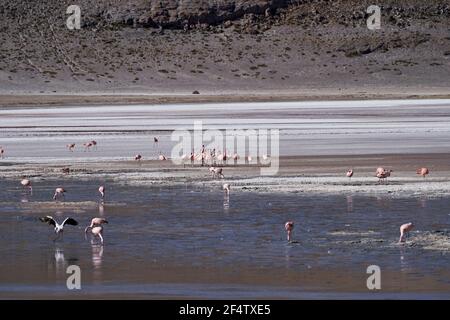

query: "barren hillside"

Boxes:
[0, 0, 449, 94]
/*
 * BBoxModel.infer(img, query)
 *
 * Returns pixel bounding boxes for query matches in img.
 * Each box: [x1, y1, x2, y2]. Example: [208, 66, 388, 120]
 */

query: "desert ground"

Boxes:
[0, 1, 449, 98]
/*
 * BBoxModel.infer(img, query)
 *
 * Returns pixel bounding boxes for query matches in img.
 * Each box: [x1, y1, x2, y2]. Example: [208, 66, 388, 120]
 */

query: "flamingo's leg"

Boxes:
[98, 233, 104, 244]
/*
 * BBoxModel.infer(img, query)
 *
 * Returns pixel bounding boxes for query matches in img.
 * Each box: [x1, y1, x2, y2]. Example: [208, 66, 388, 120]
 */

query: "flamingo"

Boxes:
[399, 222, 414, 243]
[205, 152, 212, 165]
[89, 226, 105, 244]
[210, 167, 224, 179]
[375, 168, 392, 183]
[346, 169, 354, 179]
[285, 221, 294, 242]
[159, 154, 167, 161]
[247, 156, 253, 163]
[180, 154, 188, 167]
[85, 217, 108, 244]
[416, 167, 429, 178]
[66, 143, 75, 152]
[83, 142, 93, 151]
[376, 171, 386, 183]
[61, 167, 70, 174]
[21, 179, 32, 192]
[380, 170, 393, 183]
[135, 154, 142, 161]
[223, 183, 230, 194]
[153, 137, 159, 148]
[90, 140, 97, 150]
[262, 154, 269, 161]
[232, 153, 239, 165]
[98, 185, 105, 199]
[53, 187, 66, 200]
[39, 216, 78, 241]
[201, 153, 206, 166]
[217, 152, 224, 164]
[0, 146, 4, 158]
[85, 217, 108, 230]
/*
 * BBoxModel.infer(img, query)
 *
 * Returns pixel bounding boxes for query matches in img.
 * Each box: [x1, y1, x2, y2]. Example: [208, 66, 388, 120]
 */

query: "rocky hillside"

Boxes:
[0, 0, 449, 94]
[3, 0, 448, 30]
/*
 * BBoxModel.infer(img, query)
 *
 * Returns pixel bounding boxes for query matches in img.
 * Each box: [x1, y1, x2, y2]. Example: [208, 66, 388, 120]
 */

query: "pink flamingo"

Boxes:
[210, 167, 224, 179]
[346, 169, 354, 179]
[66, 143, 75, 152]
[85, 217, 108, 244]
[180, 154, 188, 167]
[205, 152, 212, 165]
[0, 146, 4, 158]
[375, 168, 393, 183]
[376, 171, 387, 183]
[416, 167, 429, 178]
[90, 140, 97, 150]
[53, 187, 66, 200]
[232, 153, 239, 165]
[89, 226, 105, 244]
[98, 185, 105, 199]
[223, 183, 230, 194]
[135, 154, 142, 161]
[223, 150, 228, 164]
[21, 179, 32, 192]
[216, 152, 224, 164]
[159, 154, 167, 161]
[195, 153, 203, 162]
[83, 142, 93, 151]
[285, 221, 294, 242]
[247, 155, 253, 163]
[399, 222, 414, 243]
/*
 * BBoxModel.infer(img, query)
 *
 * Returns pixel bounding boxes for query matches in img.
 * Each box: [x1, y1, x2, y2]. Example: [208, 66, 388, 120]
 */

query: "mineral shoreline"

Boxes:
[2, 154, 450, 198]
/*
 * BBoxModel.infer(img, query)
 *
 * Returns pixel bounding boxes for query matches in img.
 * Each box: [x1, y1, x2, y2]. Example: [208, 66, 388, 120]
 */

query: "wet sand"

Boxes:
[2, 90, 450, 108]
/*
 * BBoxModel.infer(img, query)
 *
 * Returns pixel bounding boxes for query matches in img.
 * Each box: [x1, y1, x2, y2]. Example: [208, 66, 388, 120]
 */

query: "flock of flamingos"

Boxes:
[0, 138, 432, 246]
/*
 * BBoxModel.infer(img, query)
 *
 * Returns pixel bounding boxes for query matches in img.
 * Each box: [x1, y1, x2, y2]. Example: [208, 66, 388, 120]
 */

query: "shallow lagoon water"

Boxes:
[0, 179, 449, 298]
